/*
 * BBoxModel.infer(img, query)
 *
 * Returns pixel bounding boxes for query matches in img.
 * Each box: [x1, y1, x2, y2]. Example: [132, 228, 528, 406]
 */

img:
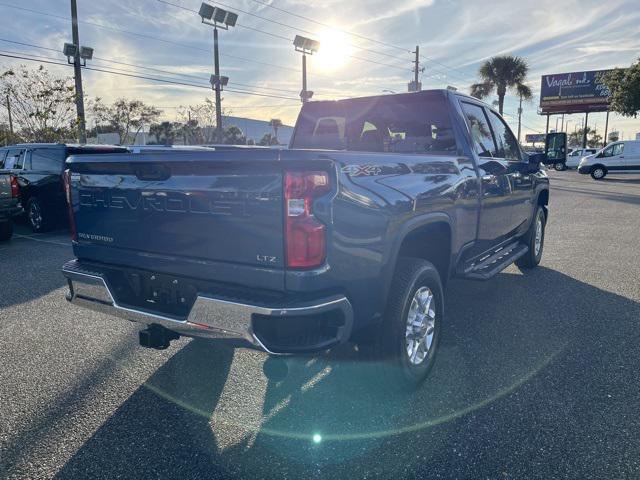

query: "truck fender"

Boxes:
[379, 212, 453, 314]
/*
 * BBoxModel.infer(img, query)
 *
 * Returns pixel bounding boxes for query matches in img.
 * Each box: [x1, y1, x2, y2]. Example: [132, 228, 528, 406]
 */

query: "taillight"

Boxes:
[284, 171, 330, 269]
[9, 175, 19, 198]
[62, 169, 77, 241]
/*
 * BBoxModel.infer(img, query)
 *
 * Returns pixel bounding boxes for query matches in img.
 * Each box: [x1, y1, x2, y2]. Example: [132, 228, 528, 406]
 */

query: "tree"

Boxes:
[268, 118, 283, 144]
[222, 125, 246, 145]
[602, 59, 640, 117]
[0, 122, 23, 146]
[177, 98, 227, 144]
[258, 133, 279, 146]
[91, 98, 161, 145]
[568, 127, 602, 148]
[0, 65, 77, 142]
[470, 55, 529, 115]
[150, 121, 182, 145]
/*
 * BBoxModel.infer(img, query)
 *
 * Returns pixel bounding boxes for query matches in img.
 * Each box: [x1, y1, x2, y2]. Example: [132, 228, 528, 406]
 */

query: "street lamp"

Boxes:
[199, 2, 238, 142]
[293, 35, 319, 103]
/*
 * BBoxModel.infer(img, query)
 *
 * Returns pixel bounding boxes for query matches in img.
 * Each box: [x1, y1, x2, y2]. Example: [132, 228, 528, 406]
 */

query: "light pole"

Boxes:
[293, 35, 320, 103]
[64, 0, 93, 144]
[199, 3, 238, 143]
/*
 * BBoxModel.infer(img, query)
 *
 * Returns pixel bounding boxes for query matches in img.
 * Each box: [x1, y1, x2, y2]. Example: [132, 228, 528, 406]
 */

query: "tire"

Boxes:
[516, 206, 546, 269]
[26, 197, 52, 233]
[590, 165, 607, 180]
[369, 258, 444, 390]
[0, 220, 12, 241]
[554, 163, 566, 171]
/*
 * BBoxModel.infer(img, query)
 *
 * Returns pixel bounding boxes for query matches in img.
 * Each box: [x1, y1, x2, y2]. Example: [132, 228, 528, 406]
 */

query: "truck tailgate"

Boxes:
[68, 150, 285, 290]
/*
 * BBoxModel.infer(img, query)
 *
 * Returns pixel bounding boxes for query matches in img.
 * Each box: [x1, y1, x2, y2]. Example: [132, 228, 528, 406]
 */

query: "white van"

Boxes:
[563, 148, 597, 169]
[578, 141, 640, 179]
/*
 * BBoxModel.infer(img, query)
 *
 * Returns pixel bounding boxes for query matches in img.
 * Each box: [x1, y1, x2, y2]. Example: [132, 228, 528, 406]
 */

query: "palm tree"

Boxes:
[516, 83, 532, 143]
[470, 55, 529, 116]
[268, 118, 283, 144]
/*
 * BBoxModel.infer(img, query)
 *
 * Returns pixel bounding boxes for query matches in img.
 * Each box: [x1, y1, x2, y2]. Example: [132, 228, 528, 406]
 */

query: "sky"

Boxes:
[1, 0, 639, 139]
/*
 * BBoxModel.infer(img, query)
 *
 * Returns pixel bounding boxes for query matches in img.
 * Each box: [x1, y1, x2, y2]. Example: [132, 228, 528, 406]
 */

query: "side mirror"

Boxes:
[544, 132, 567, 164]
[527, 152, 547, 172]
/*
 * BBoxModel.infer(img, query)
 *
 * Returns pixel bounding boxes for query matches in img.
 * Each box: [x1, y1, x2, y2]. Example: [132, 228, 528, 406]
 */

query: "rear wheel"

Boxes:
[27, 197, 52, 233]
[516, 206, 546, 269]
[591, 166, 607, 180]
[0, 220, 12, 241]
[370, 258, 443, 389]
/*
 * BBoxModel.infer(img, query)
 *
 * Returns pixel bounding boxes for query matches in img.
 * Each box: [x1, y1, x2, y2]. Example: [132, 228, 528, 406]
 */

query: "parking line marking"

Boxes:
[13, 234, 71, 247]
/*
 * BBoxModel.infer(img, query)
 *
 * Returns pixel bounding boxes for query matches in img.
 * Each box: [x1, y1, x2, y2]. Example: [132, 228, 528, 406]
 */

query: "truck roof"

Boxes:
[6, 143, 125, 149]
[306, 88, 492, 110]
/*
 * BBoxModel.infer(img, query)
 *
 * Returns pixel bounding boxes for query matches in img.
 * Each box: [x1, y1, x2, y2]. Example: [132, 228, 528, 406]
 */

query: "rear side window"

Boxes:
[460, 102, 496, 158]
[0, 150, 7, 168]
[30, 148, 65, 172]
[292, 93, 458, 154]
[4, 149, 24, 169]
[487, 111, 521, 161]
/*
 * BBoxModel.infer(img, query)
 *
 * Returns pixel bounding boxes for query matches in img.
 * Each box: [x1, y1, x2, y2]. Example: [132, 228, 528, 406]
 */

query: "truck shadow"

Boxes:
[53, 266, 640, 479]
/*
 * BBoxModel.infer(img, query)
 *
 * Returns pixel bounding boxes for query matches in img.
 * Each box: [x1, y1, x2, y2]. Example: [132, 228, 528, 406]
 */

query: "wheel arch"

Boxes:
[382, 213, 453, 303]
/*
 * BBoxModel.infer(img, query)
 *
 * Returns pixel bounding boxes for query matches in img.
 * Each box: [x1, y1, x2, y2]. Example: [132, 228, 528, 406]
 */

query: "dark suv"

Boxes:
[0, 144, 126, 232]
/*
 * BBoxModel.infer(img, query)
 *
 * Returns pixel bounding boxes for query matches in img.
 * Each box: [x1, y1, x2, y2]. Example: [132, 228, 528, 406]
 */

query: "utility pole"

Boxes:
[301, 52, 308, 103]
[603, 110, 610, 147]
[517, 94, 523, 143]
[70, 0, 86, 143]
[409, 46, 423, 92]
[6, 95, 13, 145]
[213, 26, 223, 143]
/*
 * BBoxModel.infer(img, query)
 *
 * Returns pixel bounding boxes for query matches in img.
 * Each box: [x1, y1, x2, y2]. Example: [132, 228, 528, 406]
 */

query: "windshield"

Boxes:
[292, 92, 458, 154]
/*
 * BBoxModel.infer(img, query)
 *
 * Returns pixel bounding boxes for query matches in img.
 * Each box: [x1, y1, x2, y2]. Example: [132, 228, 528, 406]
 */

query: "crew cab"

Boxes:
[0, 144, 127, 232]
[61, 90, 560, 388]
[0, 173, 20, 241]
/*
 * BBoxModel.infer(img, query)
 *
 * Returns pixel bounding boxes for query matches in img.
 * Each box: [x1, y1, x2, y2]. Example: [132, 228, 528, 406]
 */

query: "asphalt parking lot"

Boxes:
[1, 170, 639, 480]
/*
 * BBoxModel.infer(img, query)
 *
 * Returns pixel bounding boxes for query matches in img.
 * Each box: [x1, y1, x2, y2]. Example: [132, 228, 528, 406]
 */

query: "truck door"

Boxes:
[459, 101, 516, 251]
[486, 109, 533, 233]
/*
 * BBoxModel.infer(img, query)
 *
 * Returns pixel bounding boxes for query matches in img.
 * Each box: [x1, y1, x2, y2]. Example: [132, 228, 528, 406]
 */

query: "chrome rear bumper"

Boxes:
[62, 260, 353, 354]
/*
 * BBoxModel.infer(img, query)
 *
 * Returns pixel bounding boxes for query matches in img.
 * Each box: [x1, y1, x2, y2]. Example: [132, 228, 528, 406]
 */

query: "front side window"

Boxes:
[602, 146, 614, 157]
[460, 102, 496, 158]
[612, 144, 625, 156]
[487, 111, 521, 160]
[0, 150, 7, 168]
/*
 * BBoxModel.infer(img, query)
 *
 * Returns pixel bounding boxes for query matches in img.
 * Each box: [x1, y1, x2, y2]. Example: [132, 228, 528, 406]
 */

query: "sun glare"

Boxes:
[313, 28, 353, 71]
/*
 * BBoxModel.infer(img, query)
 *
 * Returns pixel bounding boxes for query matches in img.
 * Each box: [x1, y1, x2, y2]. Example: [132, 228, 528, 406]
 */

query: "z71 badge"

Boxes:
[341, 165, 382, 177]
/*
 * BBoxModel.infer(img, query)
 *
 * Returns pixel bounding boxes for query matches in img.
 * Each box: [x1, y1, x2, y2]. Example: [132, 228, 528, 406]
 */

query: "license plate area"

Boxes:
[108, 271, 199, 319]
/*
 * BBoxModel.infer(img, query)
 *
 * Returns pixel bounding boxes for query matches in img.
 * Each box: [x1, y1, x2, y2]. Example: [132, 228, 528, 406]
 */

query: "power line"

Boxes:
[156, 0, 411, 73]
[0, 2, 307, 75]
[242, 0, 411, 54]
[0, 37, 301, 95]
[241, 0, 474, 80]
[0, 51, 301, 100]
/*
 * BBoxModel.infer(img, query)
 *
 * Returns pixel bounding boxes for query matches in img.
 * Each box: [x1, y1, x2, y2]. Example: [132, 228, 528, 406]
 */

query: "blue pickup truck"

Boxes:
[62, 90, 562, 388]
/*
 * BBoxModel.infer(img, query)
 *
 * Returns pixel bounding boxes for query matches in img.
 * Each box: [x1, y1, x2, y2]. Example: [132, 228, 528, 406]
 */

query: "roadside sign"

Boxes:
[525, 133, 546, 144]
[539, 70, 612, 114]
